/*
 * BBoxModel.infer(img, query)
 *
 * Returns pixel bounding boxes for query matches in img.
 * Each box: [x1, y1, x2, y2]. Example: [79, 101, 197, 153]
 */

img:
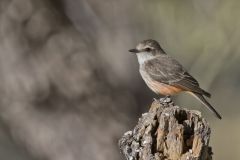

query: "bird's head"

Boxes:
[129, 39, 166, 64]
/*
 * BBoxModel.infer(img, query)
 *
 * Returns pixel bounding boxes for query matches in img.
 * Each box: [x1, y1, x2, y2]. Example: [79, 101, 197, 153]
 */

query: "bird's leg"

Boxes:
[159, 95, 171, 103]
[162, 95, 170, 101]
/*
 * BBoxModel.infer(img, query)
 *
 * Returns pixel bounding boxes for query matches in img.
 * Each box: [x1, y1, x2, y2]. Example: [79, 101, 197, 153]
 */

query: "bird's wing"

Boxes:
[144, 56, 210, 97]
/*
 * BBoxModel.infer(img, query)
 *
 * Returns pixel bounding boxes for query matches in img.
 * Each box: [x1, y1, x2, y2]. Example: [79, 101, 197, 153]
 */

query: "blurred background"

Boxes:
[0, 0, 239, 159]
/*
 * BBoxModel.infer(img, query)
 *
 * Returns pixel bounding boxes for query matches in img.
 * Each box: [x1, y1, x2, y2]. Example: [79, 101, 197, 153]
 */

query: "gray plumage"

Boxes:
[144, 55, 211, 97]
[129, 39, 222, 119]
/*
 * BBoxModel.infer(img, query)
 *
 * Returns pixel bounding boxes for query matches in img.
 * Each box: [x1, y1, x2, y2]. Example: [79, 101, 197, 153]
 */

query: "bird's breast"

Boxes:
[139, 68, 183, 95]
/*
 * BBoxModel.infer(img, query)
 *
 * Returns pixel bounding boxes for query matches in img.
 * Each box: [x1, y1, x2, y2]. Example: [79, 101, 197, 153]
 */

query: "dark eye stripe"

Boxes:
[145, 48, 151, 52]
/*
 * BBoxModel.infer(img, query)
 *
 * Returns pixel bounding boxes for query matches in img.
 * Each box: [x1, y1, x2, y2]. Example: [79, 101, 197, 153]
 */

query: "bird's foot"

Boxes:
[159, 95, 171, 103]
[152, 95, 174, 109]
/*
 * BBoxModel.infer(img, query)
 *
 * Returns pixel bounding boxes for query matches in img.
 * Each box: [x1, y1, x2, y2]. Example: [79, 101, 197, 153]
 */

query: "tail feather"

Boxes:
[202, 90, 211, 98]
[191, 93, 222, 119]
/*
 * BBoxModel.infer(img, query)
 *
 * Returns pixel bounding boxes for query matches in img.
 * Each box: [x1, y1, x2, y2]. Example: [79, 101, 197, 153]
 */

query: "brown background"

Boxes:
[0, 0, 239, 160]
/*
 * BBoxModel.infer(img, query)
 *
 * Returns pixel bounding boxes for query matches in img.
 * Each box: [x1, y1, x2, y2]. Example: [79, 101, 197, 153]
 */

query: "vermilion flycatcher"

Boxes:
[129, 39, 222, 119]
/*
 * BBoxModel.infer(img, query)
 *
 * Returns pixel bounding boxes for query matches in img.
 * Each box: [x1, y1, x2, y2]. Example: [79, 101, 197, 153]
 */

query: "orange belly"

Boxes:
[139, 69, 184, 95]
[146, 80, 184, 95]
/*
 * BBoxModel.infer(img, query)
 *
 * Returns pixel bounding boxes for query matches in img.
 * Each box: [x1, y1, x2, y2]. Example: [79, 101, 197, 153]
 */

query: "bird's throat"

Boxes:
[136, 52, 155, 65]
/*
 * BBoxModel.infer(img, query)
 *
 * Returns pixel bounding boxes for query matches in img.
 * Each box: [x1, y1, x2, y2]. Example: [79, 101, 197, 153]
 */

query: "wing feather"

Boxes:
[144, 55, 211, 97]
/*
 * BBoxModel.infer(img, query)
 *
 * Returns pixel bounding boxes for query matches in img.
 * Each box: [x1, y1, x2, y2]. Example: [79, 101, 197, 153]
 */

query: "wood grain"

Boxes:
[119, 98, 212, 160]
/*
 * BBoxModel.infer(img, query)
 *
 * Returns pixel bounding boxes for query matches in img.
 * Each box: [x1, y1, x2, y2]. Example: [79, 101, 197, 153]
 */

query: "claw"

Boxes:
[159, 95, 171, 103]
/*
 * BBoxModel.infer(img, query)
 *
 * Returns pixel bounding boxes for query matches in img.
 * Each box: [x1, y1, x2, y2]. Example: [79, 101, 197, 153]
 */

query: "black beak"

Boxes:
[129, 48, 139, 53]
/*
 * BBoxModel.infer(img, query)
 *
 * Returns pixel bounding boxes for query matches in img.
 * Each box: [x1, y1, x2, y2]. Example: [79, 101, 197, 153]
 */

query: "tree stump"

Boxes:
[119, 98, 212, 160]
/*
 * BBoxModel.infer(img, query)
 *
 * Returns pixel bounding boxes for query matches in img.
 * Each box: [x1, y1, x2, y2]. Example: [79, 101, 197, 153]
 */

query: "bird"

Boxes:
[129, 39, 222, 119]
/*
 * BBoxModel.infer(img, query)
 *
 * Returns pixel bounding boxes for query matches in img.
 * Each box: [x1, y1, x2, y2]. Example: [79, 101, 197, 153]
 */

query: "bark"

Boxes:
[119, 98, 212, 160]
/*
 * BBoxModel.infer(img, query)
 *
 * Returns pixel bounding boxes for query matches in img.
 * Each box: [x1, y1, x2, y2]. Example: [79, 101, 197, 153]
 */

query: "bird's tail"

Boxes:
[190, 92, 222, 119]
[202, 89, 211, 98]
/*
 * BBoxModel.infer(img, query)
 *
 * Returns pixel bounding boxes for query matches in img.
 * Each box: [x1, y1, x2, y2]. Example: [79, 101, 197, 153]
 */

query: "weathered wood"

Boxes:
[119, 98, 212, 160]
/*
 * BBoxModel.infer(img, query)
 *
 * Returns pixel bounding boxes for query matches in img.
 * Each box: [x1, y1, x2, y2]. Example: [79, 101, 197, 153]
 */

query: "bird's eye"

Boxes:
[145, 47, 151, 52]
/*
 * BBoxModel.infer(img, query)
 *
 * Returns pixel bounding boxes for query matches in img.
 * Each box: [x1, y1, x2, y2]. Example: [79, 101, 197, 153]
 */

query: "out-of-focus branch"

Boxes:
[119, 98, 212, 160]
